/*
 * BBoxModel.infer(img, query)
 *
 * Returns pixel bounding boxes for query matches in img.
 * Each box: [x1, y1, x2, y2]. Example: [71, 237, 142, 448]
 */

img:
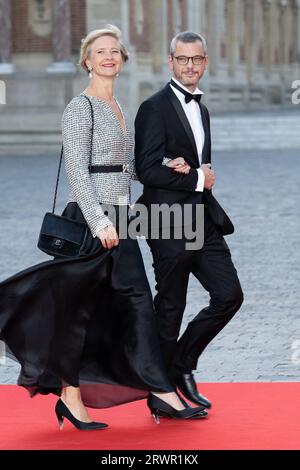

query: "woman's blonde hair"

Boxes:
[79, 24, 129, 73]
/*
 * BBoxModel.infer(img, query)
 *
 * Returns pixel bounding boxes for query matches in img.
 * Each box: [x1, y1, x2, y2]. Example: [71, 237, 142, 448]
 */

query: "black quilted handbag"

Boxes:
[37, 96, 94, 258]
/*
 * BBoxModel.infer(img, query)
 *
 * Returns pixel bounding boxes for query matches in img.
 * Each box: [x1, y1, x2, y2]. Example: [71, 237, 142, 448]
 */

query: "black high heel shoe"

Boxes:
[176, 393, 208, 419]
[55, 399, 108, 431]
[147, 394, 208, 424]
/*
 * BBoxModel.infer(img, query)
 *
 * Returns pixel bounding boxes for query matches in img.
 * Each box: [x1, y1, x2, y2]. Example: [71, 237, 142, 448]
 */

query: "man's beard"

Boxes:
[176, 74, 199, 87]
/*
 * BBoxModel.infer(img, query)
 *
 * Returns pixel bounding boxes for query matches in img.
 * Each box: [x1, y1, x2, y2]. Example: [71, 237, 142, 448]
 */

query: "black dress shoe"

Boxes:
[55, 399, 108, 431]
[147, 394, 207, 424]
[175, 373, 212, 409]
[176, 392, 208, 419]
[177, 393, 191, 408]
[176, 392, 207, 410]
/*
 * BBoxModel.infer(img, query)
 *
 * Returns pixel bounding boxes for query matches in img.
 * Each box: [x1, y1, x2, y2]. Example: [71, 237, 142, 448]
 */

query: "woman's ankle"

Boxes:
[61, 386, 82, 404]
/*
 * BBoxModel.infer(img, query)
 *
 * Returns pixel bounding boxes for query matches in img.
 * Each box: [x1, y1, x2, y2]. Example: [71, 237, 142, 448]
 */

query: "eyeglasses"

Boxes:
[173, 55, 207, 65]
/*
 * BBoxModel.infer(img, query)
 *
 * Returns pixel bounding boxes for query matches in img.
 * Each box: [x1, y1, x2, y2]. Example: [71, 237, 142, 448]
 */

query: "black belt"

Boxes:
[89, 165, 124, 173]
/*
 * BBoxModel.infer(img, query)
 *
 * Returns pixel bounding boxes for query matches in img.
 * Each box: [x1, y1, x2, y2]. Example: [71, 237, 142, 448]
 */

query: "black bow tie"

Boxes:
[170, 79, 202, 104]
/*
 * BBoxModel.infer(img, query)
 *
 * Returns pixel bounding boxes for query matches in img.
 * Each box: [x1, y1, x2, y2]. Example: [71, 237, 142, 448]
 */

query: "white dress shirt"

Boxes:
[170, 77, 205, 192]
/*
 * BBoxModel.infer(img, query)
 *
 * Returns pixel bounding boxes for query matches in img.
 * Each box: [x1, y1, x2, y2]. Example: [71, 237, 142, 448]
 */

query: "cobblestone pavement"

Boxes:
[0, 149, 299, 383]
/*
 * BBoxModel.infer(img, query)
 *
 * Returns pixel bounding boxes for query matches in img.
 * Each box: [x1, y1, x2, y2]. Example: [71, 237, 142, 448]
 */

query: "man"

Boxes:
[134, 32, 243, 409]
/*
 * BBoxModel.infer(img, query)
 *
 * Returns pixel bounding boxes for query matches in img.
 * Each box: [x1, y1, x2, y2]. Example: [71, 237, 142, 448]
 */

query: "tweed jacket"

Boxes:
[61, 93, 136, 237]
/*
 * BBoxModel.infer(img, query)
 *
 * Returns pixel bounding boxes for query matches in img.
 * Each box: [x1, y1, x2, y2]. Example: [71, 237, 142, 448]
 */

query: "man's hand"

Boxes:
[201, 163, 216, 190]
[166, 157, 191, 174]
[97, 225, 119, 249]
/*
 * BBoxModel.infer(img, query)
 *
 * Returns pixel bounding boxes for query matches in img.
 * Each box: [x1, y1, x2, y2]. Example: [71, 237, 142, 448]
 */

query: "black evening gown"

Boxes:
[0, 202, 173, 408]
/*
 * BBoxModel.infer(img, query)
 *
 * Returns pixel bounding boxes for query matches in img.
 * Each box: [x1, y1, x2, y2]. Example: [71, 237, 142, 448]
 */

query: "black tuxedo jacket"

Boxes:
[134, 84, 234, 235]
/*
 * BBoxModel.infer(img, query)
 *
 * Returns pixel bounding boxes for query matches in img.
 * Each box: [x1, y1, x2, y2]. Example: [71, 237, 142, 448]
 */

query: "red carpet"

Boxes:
[0, 383, 299, 450]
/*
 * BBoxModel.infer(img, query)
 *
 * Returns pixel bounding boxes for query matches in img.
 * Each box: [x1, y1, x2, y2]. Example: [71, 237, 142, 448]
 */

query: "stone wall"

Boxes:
[0, 0, 299, 155]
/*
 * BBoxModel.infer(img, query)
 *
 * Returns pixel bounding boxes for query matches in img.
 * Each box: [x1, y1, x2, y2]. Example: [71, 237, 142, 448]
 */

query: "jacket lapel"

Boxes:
[199, 102, 211, 164]
[165, 85, 198, 162]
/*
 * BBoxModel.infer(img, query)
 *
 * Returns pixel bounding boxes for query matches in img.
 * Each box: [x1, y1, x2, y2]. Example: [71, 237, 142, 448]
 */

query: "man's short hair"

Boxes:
[170, 31, 208, 55]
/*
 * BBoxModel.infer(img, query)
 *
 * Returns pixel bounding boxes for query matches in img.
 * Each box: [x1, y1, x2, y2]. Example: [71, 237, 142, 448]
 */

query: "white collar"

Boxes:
[171, 76, 204, 96]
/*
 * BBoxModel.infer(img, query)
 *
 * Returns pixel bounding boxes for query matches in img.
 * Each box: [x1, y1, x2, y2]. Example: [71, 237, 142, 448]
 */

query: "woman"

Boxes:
[0, 26, 206, 430]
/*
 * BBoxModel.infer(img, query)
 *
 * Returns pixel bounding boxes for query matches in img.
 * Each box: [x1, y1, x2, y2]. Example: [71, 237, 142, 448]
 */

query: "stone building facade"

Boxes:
[0, 0, 299, 145]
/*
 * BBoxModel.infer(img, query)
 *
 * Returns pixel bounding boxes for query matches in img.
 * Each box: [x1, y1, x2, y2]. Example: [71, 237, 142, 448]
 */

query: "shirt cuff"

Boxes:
[162, 157, 172, 166]
[195, 168, 204, 192]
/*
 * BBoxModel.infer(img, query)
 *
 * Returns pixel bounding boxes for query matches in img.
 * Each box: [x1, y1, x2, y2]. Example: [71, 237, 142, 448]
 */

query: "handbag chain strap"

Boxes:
[52, 95, 94, 213]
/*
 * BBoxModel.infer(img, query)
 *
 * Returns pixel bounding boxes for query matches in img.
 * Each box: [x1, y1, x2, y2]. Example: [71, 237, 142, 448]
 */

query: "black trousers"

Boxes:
[147, 207, 244, 378]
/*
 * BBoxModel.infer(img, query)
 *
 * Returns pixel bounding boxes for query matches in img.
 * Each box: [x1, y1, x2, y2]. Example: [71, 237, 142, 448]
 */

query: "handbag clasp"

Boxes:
[53, 238, 65, 249]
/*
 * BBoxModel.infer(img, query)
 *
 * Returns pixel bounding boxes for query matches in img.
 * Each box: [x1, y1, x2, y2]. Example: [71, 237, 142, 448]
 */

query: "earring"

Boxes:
[88, 66, 93, 78]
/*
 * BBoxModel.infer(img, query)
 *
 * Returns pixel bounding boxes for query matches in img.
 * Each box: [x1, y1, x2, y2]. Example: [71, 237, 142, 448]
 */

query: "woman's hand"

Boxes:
[97, 225, 119, 249]
[166, 157, 191, 174]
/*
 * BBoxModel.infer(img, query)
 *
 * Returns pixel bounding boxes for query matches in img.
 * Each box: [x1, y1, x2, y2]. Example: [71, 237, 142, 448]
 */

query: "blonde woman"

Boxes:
[0, 25, 207, 431]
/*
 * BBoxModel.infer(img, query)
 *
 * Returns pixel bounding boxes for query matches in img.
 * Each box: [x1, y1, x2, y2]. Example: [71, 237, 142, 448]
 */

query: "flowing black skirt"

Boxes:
[0, 203, 173, 408]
